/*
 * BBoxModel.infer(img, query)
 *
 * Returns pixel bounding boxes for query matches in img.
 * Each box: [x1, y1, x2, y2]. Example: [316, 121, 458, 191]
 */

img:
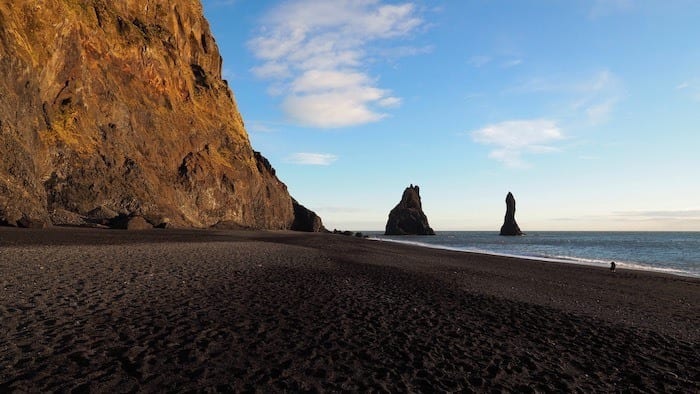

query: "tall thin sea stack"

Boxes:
[385, 185, 435, 235]
[500, 192, 523, 236]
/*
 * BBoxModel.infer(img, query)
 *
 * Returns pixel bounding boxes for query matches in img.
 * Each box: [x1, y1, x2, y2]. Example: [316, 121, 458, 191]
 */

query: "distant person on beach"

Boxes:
[610, 261, 616, 272]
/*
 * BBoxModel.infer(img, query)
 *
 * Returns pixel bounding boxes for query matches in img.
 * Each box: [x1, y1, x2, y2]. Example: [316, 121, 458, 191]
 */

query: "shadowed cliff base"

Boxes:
[0, 228, 697, 391]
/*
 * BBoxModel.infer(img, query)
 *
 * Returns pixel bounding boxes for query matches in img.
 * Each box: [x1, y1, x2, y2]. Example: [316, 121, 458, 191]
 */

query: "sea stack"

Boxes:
[500, 192, 523, 236]
[0, 0, 321, 230]
[385, 185, 435, 235]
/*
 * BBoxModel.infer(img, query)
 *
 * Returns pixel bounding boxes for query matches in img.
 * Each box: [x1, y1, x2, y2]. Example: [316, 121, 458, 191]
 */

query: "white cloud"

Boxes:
[287, 152, 338, 166]
[251, 62, 290, 79]
[378, 96, 401, 108]
[291, 70, 370, 93]
[283, 91, 386, 127]
[249, 0, 423, 128]
[377, 45, 434, 59]
[471, 119, 564, 168]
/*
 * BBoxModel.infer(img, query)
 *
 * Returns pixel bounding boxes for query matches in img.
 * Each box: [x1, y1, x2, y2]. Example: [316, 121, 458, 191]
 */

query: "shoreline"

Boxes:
[368, 235, 700, 279]
[1, 228, 698, 391]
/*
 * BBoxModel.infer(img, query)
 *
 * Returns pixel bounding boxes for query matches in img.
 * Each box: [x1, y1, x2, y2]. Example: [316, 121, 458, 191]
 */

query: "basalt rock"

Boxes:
[291, 199, 327, 233]
[0, 0, 302, 229]
[17, 215, 52, 229]
[125, 216, 153, 230]
[500, 192, 523, 236]
[385, 185, 435, 235]
[49, 209, 89, 227]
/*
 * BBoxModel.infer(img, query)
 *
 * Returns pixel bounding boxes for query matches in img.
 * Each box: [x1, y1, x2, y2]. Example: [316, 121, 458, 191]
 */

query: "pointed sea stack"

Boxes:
[385, 185, 435, 235]
[500, 192, 523, 236]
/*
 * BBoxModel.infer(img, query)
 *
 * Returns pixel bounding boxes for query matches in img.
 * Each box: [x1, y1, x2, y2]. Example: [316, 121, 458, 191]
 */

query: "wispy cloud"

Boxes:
[376, 45, 434, 60]
[221, 68, 235, 81]
[287, 152, 338, 166]
[576, 71, 622, 124]
[613, 209, 700, 219]
[468, 54, 522, 69]
[246, 120, 280, 133]
[605, 209, 700, 230]
[207, 0, 240, 7]
[590, 0, 634, 18]
[584, 97, 618, 125]
[676, 78, 700, 101]
[470, 119, 563, 168]
[468, 55, 492, 68]
[512, 69, 623, 125]
[501, 59, 523, 68]
[248, 0, 424, 128]
[513, 70, 618, 94]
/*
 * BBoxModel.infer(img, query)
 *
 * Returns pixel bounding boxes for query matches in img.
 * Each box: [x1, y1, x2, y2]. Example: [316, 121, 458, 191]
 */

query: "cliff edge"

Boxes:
[291, 199, 327, 233]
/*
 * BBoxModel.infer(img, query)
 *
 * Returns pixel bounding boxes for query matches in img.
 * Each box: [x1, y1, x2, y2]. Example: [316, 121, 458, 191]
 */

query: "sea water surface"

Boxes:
[368, 231, 700, 278]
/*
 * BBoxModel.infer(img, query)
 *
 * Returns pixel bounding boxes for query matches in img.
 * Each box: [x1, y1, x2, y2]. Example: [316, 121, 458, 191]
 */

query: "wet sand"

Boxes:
[1, 228, 698, 392]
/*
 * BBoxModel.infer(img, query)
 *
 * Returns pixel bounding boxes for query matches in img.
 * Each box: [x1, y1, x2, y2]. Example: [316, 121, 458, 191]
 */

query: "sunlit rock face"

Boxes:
[0, 0, 295, 228]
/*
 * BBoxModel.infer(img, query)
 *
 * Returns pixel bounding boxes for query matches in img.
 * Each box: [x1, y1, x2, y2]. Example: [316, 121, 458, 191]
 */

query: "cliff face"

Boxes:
[291, 199, 326, 233]
[0, 0, 294, 228]
[385, 185, 435, 236]
[499, 192, 523, 236]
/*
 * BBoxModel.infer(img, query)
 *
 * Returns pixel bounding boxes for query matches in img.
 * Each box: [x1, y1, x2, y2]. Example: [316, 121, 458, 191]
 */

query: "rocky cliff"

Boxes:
[291, 199, 326, 233]
[499, 192, 523, 236]
[385, 185, 435, 235]
[0, 0, 297, 228]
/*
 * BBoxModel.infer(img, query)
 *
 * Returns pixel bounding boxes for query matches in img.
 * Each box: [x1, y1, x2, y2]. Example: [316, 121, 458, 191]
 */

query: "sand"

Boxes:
[0, 228, 698, 392]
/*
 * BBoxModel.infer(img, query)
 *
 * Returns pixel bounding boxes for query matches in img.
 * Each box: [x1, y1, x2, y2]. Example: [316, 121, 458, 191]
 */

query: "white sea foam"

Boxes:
[368, 236, 700, 278]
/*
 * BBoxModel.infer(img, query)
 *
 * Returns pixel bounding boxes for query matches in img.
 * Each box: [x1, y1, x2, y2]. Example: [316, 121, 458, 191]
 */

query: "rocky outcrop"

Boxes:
[385, 185, 435, 235]
[500, 192, 523, 236]
[0, 0, 299, 229]
[291, 199, 326, 233]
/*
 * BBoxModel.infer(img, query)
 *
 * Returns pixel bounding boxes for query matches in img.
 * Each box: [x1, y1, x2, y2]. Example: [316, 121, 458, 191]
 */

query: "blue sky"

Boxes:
[201, 0, 700, 231]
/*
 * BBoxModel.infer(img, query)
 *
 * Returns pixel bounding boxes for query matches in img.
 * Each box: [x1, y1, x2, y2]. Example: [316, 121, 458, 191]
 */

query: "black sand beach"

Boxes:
[1, 228, 698, 392]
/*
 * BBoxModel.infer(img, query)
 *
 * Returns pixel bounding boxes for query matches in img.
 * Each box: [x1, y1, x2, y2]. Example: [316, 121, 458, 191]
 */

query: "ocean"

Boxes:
[367, 231, 700, 278]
